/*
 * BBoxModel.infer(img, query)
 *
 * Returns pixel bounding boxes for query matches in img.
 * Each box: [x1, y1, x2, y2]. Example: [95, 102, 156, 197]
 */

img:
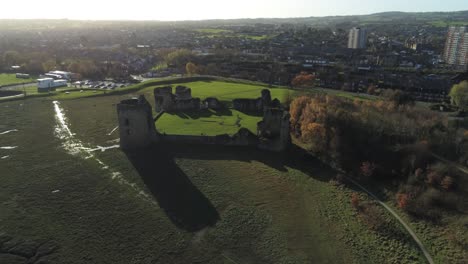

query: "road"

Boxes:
[0, 82, 36, 90]
[345, 176, 435, 264]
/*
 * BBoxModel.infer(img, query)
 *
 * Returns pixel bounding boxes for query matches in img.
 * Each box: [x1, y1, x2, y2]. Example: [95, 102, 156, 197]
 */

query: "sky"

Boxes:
[1, 0, 468, 21]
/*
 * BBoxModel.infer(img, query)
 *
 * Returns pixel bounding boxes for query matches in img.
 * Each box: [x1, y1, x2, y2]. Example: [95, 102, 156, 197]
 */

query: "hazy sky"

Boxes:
[1, 0, 468, 20]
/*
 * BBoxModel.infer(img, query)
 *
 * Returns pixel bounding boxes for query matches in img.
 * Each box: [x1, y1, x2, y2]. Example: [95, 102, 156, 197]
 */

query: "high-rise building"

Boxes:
[348, 27, 367, 49]
[443, 26, 468, 67]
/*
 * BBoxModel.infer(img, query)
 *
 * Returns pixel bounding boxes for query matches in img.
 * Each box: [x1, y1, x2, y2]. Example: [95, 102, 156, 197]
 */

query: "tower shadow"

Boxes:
[124, 146, 220, 232]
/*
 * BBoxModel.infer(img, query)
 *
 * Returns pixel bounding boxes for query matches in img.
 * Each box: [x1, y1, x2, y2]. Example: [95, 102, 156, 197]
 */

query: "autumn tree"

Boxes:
[449, 81, 468, 111]
[185, 62, 198, 76]
[367, 84, 376, 95]
[165, 49, 194, 68]
[396, 193, 409, 209]
[382, 89, 414, 106]
[42, 59, 56, 72]
[291, 72, 315, 87]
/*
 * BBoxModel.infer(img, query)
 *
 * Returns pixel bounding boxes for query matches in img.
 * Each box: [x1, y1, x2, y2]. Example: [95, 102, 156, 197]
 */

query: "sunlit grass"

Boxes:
[0, 73, 34, 86]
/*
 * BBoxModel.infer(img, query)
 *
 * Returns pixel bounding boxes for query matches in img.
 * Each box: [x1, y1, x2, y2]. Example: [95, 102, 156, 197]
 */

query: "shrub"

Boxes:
[441, 176, 455, 191]
[360, 161, 376, 178]
[351, 193, 361, 209]
[426, 170, 442, 186]
[396, 193, 410, 209]
[360, 203, 387, 231]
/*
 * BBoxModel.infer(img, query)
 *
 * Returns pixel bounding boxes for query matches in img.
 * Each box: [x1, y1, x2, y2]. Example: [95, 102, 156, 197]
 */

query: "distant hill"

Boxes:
[0, 10, 467, 29]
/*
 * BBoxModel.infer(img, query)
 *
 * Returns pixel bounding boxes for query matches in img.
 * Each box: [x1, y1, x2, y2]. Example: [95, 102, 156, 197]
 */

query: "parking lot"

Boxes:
[73, 80, 131, 90]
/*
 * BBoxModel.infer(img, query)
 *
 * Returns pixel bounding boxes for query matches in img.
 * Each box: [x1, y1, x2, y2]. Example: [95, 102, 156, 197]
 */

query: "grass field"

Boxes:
[157, 109, 262, 135]
[143, 80, 288, 135]
[141, 80, 289, 102]
[429, 20, 468, 27]
[196, 28, 272, 40]
[2, 77, 462, 263]
[196, 28, 233, 34]
[0, 93, 427, 263]
[0, 73, 34, 86]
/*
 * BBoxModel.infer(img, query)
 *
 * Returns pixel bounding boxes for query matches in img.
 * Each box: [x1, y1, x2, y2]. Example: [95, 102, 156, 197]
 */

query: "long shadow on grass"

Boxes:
[162, 143, 336, 183]
[125, 146, 220, 232]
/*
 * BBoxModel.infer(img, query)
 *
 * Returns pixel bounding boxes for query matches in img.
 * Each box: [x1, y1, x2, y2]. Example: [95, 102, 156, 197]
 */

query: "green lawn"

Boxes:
[196, 28, 233, 34]
[141, 80, 290, 103]
[157, 109, 262, 136]
[0, 73, 34, 86]
[143, 80, 288, 135]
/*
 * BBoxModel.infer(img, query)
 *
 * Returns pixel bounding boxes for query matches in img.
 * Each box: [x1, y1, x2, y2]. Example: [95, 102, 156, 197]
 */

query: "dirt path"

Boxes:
[345, 177, 435, 264]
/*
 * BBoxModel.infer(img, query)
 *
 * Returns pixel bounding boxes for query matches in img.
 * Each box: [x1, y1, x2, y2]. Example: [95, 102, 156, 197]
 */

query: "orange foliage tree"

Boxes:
[396, 193, 410, 209]
[291, 72, 315, 87]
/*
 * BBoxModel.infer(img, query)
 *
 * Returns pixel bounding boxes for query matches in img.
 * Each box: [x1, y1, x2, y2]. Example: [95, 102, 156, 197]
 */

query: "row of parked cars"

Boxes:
[73, 81, 130, 90]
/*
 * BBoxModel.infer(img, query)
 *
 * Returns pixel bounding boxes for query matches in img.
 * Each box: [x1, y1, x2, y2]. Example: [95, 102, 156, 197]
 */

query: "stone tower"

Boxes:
[154, 86, 174, 112]
[117, 95, 158, 150]
[257, 108, 291, 152]
[261, 89, 272, 109]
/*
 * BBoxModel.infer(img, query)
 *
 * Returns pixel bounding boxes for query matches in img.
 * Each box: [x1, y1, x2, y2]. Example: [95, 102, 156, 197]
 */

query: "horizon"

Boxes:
[1, 0, 468, 21]
[1, 10, 468, 23]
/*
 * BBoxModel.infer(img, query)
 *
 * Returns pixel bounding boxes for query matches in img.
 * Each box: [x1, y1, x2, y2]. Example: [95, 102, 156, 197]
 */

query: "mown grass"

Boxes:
[0, 73, 34, 86]
[141, 80, 289, 101]
[157, 109, 262, 136]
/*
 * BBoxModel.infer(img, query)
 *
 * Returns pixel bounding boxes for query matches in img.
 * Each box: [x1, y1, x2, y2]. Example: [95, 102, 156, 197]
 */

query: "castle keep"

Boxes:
[117, 95, 159, 149]
[117, 87, 290, 152]
[154, 86, 201, 112]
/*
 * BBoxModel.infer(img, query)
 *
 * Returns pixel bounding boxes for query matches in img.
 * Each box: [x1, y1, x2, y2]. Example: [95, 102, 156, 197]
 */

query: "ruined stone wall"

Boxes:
[154, 86, 200, 112]
[203, 97, 223, 110]
[173, 98, 201, 111]
[175, 86, 192, 100]
[117, 95, 159, 150]
[233, 89, 275, 113]
[117, 92, 291, 152]
[161, 128, 258, 147]
[154, 86, 174, 112]
[258, 109, 291, 152]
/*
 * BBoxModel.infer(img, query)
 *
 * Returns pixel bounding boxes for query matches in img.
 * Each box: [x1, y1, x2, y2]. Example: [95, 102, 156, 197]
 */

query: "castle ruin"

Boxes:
[117, 95, 159, 149]
[233, 89, 281, 113]
[154, 86, 201, 112]
[117, 88, 290, 152]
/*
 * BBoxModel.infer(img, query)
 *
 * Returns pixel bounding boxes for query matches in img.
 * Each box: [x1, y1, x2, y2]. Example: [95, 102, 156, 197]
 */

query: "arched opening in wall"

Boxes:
[125, 119, 130, 126]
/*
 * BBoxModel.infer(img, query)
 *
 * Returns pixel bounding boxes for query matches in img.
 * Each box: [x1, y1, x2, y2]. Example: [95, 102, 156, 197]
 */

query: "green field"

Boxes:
[196, 28, 233, 34]
[429, 20, 468, 27]
[157, 109, 262, 136]
[141, 80, 289, 102]
[0, 73, 34, 86]
[0, 77, 452, 263]
[196, 28, 272, 40]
